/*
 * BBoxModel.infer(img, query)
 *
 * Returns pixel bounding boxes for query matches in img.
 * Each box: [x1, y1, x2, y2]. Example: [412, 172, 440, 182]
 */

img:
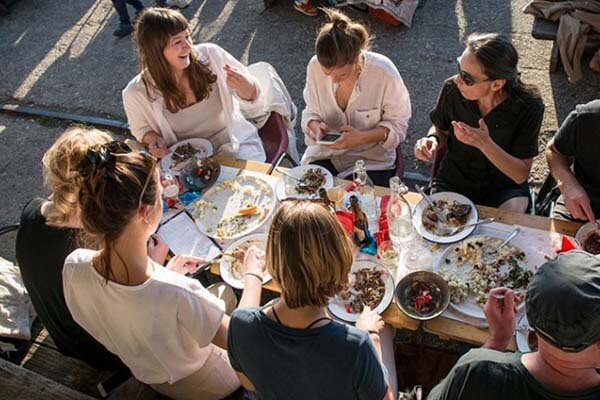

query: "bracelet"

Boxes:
[245, 272, 263, 282]
[368, 330, 380, 336]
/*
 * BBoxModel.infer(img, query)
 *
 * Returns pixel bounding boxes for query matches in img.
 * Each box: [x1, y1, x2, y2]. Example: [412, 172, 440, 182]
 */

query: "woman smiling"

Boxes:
[123, 7, 266, 162]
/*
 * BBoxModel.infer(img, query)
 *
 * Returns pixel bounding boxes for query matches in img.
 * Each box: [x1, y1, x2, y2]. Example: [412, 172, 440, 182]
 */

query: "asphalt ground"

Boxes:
[1, 0, 599, 260]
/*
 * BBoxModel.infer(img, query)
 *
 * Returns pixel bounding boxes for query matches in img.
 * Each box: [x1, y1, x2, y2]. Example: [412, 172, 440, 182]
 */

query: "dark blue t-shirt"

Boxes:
[227, 307, 388, 400]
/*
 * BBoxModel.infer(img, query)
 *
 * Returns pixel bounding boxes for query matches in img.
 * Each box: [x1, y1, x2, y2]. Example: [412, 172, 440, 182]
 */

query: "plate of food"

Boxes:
[575, 220, 600, 255]
[515, 314, 538, 353]
[395, 271, 450, 320]
[328, 261, 394, 323]
[219, 234, 271, 289]
[275, 165, 334, 200]
[413, 192, 478, 244]
[190, 176, 275, 240]
[160, 139, 213, 174]
[434, 234, 532, 320]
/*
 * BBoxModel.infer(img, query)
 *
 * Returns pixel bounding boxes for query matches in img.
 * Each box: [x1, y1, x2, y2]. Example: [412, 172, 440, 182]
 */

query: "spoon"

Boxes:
[275, 167, 301, 181]
[492, 289, 525, 300]
[440, 217, 495, 236]
[415, 185, 447, 223]
[481, 227, 521, 264]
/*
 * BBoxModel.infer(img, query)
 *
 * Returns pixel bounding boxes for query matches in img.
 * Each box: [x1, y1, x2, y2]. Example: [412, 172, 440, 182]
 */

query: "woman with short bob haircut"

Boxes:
[227, 200, 397, 400]
[62, 143, 263, 400]
[301, 8, 411, 186]
[414, 33, 544, 212]
[123, 7, 266, 162]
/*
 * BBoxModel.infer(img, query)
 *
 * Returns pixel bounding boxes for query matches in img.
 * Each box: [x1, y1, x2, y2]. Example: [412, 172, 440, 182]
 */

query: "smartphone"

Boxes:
[97, 368, 132, 398]
[316, 132, 342, 145]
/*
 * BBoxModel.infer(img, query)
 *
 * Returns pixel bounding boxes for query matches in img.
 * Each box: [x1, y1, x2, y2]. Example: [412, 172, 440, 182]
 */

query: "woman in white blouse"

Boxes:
[301, 8, 411, 186]
[123, 7, 266, 162]
[63, 143, 264, 399]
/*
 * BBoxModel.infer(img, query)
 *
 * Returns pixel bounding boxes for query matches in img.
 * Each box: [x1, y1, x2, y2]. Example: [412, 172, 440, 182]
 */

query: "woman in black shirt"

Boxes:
[414, 33, 544, 212]
[16, 127, 131, 370]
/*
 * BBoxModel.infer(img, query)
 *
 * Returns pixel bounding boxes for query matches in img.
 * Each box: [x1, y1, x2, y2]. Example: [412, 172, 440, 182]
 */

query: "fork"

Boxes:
[481, 227, 521, 264]
[438, 217, 495, 236]
[492, 289, 525, 300]
[415, 184, 447, 223]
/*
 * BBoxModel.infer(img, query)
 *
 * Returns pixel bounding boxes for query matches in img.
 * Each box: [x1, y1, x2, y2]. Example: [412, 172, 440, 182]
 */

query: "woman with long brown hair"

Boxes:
[414, 33, 544, 212]
[123, 7, 266, 162]
[62, 143, 264, 399]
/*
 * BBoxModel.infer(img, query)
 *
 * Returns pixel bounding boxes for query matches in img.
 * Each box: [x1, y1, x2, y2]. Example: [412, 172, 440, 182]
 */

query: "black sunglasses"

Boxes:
[533, 325, 592, 353]
[457, 59, 491, 86]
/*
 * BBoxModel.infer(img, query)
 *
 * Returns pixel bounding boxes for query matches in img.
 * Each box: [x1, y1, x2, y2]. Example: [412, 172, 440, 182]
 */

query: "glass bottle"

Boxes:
[387, 176, 414, 249]
[352, 160, 378, 220]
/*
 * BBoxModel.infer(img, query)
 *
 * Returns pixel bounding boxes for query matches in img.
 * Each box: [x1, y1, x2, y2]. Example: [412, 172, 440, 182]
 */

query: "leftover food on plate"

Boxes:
[172, 143, 205, 170]
[439, 236, 532, 305]
[294, 168, 326, 195]
[422, 199, 472, 236]
[584, 229, 600, 254]
[340, 268, 385, 313]
[192, 177, 274, 239]
[402, 280, 443, 315]
[225, 239, 266, 280]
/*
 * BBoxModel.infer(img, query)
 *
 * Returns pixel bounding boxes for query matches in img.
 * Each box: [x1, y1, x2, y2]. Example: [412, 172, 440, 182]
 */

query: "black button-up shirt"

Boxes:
[430, 77, 544, 205]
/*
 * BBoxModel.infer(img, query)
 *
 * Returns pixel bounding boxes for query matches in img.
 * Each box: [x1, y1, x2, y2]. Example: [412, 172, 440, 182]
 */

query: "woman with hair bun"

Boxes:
[62, 143, 263, 399]
[123, 7, 266, 162]
[16, 126, 124, 370]
[414, 33, 544, 212]
[301, 8, 411, 187]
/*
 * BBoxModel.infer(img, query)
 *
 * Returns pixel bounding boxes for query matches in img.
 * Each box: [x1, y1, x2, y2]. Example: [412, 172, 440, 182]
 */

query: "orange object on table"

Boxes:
[336, 211, 354, 235]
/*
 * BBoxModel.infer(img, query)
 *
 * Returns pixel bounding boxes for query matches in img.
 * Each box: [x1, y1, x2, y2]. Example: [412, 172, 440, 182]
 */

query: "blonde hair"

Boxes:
[316, 8, 371, 69]
[42, 126, 112, 225]
[266, 201, 354, 309]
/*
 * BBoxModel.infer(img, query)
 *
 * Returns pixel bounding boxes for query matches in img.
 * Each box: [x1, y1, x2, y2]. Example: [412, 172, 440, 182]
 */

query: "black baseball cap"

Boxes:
[526, 250, 600, 352]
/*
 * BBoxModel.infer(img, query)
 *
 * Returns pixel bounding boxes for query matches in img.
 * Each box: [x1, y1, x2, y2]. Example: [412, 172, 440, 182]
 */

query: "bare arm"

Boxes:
[546, 138, 595, 221]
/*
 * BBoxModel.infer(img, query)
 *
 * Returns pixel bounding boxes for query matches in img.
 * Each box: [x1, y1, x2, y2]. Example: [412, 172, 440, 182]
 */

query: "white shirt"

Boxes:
[122, 43, 267, 162]
[163, 84, 229, 147]
[62, 249, 225, 384]
[300, 51, 411, 177]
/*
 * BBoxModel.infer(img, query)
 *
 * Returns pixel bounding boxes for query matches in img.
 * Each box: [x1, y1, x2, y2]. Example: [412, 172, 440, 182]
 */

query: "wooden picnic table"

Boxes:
[208, 157, 582, 350]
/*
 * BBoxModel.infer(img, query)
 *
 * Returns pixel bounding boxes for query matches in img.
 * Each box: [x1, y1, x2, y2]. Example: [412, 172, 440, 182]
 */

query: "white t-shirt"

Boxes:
[62, 249, 225, 384]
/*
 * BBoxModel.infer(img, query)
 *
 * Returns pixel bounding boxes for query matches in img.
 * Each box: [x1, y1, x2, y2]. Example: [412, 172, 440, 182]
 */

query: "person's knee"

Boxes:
[499, 196, 528, 213]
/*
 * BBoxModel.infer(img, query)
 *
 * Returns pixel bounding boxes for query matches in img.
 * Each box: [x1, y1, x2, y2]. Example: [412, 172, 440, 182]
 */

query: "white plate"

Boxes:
[328, 261, 394, 323]
[190, 176, 275, 240]
[413, 191, 478, 244]
[275, 165, 334, 200]
[575, 220, 600, 254]
[433, 233, 531, 320]
[515, 314, 538, 353]
[219, 234, 271, 290]
[160, 138, 213, 174]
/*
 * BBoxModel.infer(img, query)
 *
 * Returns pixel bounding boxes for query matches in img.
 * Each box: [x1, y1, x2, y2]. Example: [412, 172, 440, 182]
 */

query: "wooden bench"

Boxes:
[532, 16, 600, 72]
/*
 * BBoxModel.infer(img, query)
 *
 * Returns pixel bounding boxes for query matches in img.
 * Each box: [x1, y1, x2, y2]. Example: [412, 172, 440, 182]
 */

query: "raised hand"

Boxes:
[224, 64, 257, 101]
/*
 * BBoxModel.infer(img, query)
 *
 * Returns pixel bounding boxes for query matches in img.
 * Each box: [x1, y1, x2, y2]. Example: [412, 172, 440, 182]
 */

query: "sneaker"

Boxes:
[113, 23, 133, 38]
[293, 1, 318, 17]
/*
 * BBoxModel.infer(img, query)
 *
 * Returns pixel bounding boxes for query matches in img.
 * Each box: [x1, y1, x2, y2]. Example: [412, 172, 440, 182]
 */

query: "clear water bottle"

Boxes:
[387, 176, 414, 249]
[353, 160, 378, 221]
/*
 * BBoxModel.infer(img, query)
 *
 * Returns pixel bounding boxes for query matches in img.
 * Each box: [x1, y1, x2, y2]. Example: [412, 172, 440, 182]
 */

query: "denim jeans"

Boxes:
[111, 0, 144, 25]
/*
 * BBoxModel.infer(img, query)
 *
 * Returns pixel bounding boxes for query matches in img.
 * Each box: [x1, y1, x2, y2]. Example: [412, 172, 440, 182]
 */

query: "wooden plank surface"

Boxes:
[20, 343, 112, 398]
[1, 357, 95, 400]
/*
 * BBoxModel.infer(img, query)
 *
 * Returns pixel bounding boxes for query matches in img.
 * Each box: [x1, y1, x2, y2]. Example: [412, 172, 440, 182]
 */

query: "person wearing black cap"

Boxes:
[429, 250, 600, 400]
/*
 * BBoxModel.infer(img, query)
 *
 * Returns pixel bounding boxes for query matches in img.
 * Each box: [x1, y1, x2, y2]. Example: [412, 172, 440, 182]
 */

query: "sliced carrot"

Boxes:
[237, 204, 258, 216]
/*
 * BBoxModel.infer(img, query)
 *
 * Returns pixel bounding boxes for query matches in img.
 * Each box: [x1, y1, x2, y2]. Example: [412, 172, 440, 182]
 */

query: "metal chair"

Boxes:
[257, 112, 289, 165]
